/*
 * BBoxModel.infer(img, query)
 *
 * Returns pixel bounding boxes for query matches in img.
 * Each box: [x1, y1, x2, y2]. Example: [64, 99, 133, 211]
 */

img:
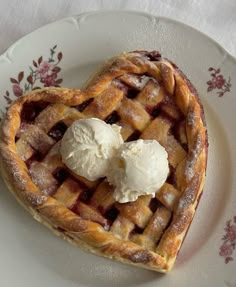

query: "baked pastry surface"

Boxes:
[0, 51, 208, 272]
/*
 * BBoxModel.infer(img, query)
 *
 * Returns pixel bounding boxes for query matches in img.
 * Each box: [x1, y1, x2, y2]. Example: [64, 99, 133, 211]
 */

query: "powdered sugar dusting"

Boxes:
[4, 155, 48, 206]
[185, 160, 195, 181]
[163, 191, 175, 207]
[25, 193, 48, 206]
[185, 134, 202, 181]
[120, 74, 150, 90]
[134, 75, 150, 90]
[120, 100, 147, 126]
[152, 213, 165, 229]
[128, 107, 143, 123]
[130, 250, 153, 263]
[177, 176, 199, 210]
[187, 110, 198, 126]
[16, 122, 32, 138]
[11, 167, 27, 190]
[29, 162, 58, 195]
[103, 222, 110, 231]
[172, 212, 190, 233]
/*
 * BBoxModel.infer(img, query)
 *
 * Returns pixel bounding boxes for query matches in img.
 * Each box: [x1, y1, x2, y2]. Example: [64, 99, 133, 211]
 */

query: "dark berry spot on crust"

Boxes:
[21, 101, 49, 122]
[48, 121, 68, 141]
[133, 50, 162, 61]
[147, 51, 162, 61]
[73, 98, 93, 112]
[25, 152, 44, 167]
[149, 197, 160, 213]
[79, 189, 93, 203]
[132, 225, 144, 234]
[166, 167, 176, 186]
[151, 107, 161, 118]
[56, 227, 66, 233]
[53, 168, 69, 184]
[105, 111, 121, 124]
[126, 88, 140, 99]
[126, 130, 141, 142]
[105, 206, 119, 222]
[21, 103, 37, 122]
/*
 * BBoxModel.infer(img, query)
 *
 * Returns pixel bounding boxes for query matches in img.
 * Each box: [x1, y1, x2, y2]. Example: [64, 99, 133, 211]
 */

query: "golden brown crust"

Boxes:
[0, 51, 208, 272]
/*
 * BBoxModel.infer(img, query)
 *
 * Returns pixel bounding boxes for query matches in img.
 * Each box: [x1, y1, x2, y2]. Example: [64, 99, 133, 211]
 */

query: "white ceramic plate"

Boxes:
[0, 11, 235, 287]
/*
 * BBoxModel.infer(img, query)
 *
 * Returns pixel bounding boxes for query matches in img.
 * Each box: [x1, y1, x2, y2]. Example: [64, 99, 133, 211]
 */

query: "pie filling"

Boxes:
[15, 54, 189, 250]
[1, 51, 207, 271]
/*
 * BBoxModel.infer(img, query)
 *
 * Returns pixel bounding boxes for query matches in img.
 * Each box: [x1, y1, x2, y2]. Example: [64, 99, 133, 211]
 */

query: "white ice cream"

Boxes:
[107, 139, 169, 203]
[60, 118, 123, 181]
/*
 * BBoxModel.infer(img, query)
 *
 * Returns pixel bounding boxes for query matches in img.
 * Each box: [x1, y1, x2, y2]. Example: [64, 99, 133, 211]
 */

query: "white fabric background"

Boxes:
[0, 0, 235, 57]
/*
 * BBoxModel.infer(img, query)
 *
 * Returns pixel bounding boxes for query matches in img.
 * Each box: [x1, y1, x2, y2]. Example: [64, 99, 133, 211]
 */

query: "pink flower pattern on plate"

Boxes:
[12, 84, 23, 97]
[3, 45, 63, 106]
[38, 61, 52, 77]
[219, 216, 236, 264]
[207, 67, 231, 97]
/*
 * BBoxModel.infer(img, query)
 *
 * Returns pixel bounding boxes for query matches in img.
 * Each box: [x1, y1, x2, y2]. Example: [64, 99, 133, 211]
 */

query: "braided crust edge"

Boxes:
[0, 51, 208, 272]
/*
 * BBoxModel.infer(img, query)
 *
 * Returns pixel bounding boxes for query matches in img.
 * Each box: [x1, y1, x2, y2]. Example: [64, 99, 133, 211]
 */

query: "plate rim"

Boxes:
[0, 9, 235, 286]
[0, 10, 236, 64]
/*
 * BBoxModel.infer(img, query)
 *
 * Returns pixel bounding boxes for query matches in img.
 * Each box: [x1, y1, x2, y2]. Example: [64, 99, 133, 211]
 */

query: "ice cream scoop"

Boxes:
[107, 139, 169, 203]
[60, 118, 123, 181]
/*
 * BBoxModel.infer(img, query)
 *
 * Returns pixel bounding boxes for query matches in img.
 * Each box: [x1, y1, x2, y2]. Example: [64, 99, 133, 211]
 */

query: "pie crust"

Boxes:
[0, 51, 208, 272]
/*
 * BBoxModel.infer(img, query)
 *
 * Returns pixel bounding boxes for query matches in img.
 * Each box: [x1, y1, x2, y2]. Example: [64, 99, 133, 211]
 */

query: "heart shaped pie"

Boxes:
[0, 51, 208, 272]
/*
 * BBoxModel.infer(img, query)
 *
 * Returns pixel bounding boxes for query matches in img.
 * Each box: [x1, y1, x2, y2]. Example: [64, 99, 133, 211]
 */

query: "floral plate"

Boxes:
[0, 11, 235, 287]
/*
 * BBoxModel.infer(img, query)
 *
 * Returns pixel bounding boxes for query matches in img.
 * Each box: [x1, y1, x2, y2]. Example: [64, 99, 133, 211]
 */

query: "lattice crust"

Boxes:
[0, 51, 208, 272]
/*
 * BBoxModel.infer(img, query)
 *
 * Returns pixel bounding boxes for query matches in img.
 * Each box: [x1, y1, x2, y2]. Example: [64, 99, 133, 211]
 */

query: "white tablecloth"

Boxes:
[0, 0, 235, 57]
